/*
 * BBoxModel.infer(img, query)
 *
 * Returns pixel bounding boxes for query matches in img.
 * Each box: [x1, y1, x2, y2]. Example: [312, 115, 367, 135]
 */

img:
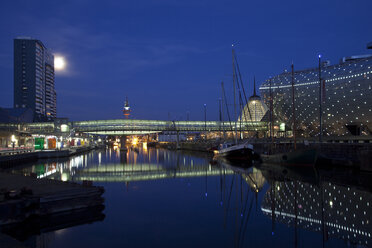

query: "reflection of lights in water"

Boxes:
[61, 172, 68, 181]
[143, 142, 147, 150]
[37, 168, 57, 178]
[98, 152, 102, 165]
[134, 152, 138, 164]
[132, 137, 138, 146]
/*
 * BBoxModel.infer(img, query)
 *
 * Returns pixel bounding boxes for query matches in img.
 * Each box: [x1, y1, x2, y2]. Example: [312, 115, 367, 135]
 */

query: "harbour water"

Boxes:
[2, 147, 371, 248]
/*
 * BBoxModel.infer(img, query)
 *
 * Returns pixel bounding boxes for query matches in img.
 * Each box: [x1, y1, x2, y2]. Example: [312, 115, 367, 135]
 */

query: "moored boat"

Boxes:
[260, 148, 318, 167]
[215, 141, 254, 160]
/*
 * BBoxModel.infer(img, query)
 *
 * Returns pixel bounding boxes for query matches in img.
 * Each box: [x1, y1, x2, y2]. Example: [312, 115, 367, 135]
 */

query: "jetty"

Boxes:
[0, 172, 104, 227]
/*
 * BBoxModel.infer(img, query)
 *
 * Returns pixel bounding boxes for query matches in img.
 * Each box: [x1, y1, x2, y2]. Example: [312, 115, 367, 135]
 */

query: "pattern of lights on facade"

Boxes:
[261, 180, 372, 246]
[259, 57, 372, 136]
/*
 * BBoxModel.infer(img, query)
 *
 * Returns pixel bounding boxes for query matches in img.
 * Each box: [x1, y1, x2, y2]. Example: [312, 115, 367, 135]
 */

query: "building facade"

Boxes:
[14, 37, 56, 121]
[259, 54, 372, 137]
[239, 81, 268, 123]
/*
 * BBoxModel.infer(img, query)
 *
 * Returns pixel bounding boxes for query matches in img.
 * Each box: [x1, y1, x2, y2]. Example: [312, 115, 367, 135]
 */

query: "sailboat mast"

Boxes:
[269, 78, 274, 151]
[318, 55, 323, 143]
[221, 83, 226, 140]
[291, 63, 297, 150]
[232, 46, 238, 144]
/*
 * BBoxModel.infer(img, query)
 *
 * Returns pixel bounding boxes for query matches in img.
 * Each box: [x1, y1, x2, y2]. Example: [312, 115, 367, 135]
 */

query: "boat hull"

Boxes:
[217, 148, 254, 160]
[260, 149, 318, 167]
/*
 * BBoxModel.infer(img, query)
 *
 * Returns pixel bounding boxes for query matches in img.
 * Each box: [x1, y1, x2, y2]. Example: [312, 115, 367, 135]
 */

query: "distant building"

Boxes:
[157, 132, 186, 142]
[14, 37, 56, 121]
[239, 79, 268, 122]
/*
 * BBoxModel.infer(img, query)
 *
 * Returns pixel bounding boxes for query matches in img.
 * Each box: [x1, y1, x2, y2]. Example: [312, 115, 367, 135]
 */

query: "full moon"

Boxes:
[54, 56, 66, 71]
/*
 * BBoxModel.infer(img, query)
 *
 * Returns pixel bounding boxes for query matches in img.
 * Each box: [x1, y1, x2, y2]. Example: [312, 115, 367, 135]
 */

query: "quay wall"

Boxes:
[0, 146, 95, 167]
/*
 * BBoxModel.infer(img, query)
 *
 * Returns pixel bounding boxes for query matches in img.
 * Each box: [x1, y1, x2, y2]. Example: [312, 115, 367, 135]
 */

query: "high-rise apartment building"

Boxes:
[14, 37, 56, 121]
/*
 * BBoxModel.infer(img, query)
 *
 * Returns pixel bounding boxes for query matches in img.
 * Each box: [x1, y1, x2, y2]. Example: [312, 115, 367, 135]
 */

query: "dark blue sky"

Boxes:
[0, 0, 371, 121]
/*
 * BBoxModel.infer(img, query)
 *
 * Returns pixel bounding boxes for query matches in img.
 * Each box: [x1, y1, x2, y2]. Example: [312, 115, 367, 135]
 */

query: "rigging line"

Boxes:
[234, 52, 248, 105]
[223, 174, 236, 229]
[247, 173, 258, 190]
[234, 52, 253, 122]
[233, 56, 250, 134]
[239, 193, 255, 247]
[237, 188, 250, 245]
[222, 81, 234, 132]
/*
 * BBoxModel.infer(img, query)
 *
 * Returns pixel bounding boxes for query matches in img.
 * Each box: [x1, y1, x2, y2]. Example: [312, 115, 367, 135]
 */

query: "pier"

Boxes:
[0, 172, 104, 226]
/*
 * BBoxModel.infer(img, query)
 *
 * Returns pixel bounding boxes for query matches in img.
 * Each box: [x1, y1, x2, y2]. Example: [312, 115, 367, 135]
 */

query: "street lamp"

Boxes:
[11, 134, 16, 150]
[318, 54, 322, 143]
[203, 104, 207, 132]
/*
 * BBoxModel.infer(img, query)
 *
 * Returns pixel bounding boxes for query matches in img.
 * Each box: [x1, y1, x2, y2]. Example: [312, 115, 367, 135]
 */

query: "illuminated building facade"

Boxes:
[261, 180, 372, 247]
[14, 37, 56, 121]
[239, 80, 268, 123]
[259, 54, 372, 137]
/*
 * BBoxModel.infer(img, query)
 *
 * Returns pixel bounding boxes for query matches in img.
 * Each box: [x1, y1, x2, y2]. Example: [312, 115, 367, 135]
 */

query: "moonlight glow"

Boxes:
[54, 56, 66, 71]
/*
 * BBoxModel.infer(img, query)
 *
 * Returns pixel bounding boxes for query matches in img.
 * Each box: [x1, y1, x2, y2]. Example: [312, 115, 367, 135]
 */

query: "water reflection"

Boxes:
[1, 205, 105, 246]
[259, 164, 372, 247]
[8, 148, 234, 182]
[2, 148, 372, 248]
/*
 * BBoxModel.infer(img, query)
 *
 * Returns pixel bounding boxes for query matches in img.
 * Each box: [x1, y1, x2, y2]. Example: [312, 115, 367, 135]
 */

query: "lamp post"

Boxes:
[318, 54, 322, 143]
[204, 104, 207, 132]
[11, 134, 16, 150]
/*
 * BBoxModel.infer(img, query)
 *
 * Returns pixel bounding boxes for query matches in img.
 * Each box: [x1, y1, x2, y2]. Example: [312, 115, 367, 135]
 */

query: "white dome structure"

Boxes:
[239, 79, 268, 122]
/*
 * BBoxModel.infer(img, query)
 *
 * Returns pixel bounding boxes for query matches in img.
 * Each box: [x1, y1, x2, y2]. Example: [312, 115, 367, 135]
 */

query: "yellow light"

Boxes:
[61, 173, 68, 182]
[143, 142, 147, 150]
[54, 56, 66, 71]
[132, 137, 138, 146]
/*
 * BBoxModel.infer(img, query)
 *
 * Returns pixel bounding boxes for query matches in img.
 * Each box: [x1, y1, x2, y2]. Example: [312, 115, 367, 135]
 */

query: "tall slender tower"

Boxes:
[123, 97, 131, 119]
[14, 37, 56, 121]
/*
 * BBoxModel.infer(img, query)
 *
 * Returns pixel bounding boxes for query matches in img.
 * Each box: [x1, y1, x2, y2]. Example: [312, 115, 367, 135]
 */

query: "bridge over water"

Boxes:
[1, 119, 268, 135]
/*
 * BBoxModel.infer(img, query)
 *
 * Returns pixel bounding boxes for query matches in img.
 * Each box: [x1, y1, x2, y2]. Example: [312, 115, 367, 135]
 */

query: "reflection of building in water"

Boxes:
[261, 180, 372, 247]
[242, 168, 266, 192]
[72, 163, 233, 182]
[11, 149, 234, 182]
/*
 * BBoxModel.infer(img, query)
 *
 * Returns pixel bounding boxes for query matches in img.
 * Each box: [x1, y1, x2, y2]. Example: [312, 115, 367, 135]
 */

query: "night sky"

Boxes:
[0, 0, 371, 121]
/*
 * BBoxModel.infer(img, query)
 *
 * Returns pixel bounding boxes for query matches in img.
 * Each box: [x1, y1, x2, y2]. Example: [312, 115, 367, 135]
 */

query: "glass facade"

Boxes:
[259, 56, 372, 137]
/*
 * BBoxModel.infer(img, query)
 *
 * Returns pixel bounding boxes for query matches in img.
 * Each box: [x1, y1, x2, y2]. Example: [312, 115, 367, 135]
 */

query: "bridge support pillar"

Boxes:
[176, 131, 180, 149]
[120, 136, 127, 151]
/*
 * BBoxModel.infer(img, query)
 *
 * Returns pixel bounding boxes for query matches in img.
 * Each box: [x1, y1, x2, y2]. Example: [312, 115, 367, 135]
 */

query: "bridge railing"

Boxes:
[0, 119, 269, 135]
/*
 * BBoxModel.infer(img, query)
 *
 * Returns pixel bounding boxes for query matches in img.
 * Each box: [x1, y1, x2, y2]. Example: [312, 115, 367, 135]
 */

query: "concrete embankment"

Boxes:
[0, 172, 104, 226]
[252, 141, 372, 170]
[0, 146, 95, 167]
[156, 141, 216, 152]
